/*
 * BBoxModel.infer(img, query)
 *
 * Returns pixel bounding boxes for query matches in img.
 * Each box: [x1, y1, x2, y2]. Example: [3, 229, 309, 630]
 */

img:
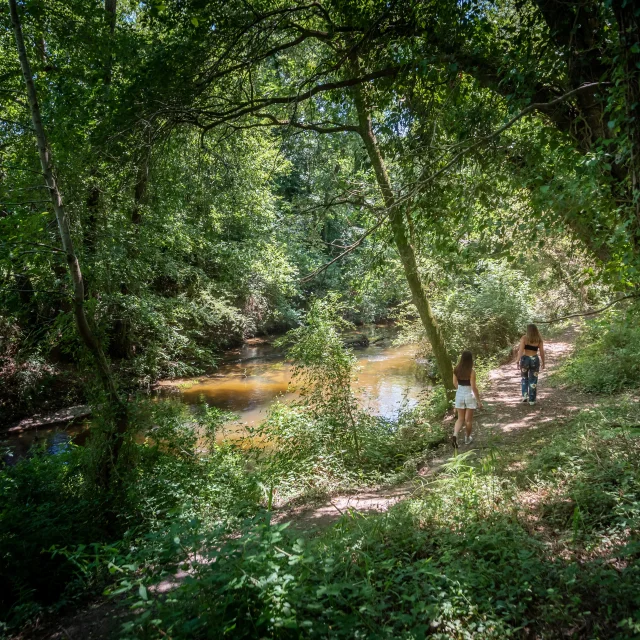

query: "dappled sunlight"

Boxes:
[476, 328, 594, 439]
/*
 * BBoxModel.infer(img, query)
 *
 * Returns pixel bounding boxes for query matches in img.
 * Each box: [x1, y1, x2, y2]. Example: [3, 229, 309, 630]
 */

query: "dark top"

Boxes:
[457, 379, 471, 386]
[524, 344, 539, 352]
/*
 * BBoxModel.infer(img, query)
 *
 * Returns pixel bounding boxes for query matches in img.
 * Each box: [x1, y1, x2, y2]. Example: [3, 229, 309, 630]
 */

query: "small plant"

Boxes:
[252, 295, 445, 504]
[279, 294, 362, 459]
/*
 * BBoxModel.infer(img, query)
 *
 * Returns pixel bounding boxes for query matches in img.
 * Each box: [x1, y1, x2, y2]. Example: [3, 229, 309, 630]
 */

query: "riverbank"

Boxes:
[11, 323, 640, 639]
[2, 325, 425, 461]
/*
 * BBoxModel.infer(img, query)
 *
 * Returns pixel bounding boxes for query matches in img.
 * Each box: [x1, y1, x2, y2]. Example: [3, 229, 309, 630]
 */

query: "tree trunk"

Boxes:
[104, 0, 116, 85]
[352, 82, 454, 396]
[131, 156, 149, 225]
[9, 0, 128, 482]
[612, 0, 640, 225]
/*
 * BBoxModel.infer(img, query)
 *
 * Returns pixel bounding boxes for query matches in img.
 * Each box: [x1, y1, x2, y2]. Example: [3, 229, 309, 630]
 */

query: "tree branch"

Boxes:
[254, 111, 359, 133]
[300, 215, 389, 283]
[398, 82, 610, 207]
[534, 294, 640, 323]
[196, 65, 403, 128]
[2, 240, 64, 253]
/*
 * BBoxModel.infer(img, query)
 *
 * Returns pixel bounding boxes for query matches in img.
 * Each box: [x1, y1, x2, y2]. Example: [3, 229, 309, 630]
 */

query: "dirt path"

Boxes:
[279, 325, 585, 530]
[17, 327, 586, 640]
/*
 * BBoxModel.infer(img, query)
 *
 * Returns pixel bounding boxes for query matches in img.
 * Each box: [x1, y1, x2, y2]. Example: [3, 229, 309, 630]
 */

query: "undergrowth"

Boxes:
[5, 306, 640, 638]
[555, 305, 640, 393]
[102, 399, 640, 639]
[0, 298, 443, 634]
[247, 296, 446, 505]
[0, 401, 260, 632]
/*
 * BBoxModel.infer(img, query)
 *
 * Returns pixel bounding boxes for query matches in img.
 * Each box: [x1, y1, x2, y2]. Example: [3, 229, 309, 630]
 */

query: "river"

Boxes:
[2, 327, 430, 460]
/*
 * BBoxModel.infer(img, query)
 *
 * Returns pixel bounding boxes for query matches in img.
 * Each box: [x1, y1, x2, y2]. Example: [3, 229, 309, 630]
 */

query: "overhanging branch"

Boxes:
[300, 214, 389, 283]
[398, 82, 610, 208]
[534, 293, 640, 323]
[197, 65, 404, 128]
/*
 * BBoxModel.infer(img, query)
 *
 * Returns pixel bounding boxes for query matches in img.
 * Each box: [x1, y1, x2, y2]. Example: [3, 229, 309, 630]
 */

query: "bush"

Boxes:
[555, 305, 640, 393]
[436, 261, 531, 356]
[251, 296, 445, 504]
[395, 261, 531, 360]
[0, 447, 104, 628]
[0, 400, 262, 631]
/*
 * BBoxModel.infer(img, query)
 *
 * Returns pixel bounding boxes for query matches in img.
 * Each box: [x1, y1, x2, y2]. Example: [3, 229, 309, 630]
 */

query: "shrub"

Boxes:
[436, 261, 531, 356]
[252, 296, 445, 504]
[0, 400, 262, 631]
[555, 305, 640, 393]
[0, 447, 104, 628]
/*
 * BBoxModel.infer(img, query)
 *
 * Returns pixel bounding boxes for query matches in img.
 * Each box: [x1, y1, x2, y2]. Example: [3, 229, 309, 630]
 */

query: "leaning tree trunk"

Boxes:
[352, 84, 454, 396]
[9, 0, 128, 483]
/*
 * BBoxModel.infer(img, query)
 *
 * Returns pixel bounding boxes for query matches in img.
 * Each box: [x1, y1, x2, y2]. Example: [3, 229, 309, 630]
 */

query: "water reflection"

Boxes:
[177, 340, 430, 426]
[3, 329, 431, 459]
[2, 422, 89, 465]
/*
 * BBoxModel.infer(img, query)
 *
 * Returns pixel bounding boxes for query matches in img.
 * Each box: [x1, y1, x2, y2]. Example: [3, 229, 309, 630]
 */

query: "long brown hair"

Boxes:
[454, 350, 473, 379]
[526, 324, 542, 345]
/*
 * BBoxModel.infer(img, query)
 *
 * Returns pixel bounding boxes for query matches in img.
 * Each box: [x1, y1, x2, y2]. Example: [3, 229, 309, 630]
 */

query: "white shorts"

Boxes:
[455, 386, 477, 410]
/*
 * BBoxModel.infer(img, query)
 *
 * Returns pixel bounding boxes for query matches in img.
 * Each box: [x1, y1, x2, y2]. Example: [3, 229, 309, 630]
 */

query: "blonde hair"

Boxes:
[526, 324, 542, 345]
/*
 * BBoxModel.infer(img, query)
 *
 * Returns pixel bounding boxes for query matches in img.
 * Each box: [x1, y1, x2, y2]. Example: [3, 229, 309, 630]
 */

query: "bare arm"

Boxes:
[516, 336, 524, 369]
[453, 373, 459, 389]
[471, 370, 483, 408]
[539, 340, 545, 368]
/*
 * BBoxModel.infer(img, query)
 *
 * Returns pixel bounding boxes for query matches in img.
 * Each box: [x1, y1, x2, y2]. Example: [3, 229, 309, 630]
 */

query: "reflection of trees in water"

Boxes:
[6, 337, 427, 460]
[3, 423, 89, 465]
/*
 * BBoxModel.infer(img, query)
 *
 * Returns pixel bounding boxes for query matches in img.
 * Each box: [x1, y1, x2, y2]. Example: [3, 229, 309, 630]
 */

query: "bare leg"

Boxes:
[454, 408, 464, 438]
[465, 409, 474, 437]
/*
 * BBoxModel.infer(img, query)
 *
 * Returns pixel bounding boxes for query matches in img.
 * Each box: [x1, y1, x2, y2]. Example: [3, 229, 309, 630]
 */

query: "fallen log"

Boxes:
[342, 333, 370, 347]
[7, 405, 91, 433]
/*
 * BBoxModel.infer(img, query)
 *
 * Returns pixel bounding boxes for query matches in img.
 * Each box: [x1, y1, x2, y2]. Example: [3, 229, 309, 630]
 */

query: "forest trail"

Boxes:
[14, 326, 591, 640]
[279, 325, 586, 530]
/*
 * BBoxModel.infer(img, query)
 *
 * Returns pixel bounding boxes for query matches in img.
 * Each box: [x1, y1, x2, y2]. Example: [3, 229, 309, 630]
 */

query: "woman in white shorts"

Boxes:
[452, 350, 482, 448]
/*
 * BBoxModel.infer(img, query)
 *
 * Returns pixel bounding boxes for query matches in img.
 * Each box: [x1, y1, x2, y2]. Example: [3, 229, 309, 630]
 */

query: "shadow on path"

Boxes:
[277, 325, 586, 531]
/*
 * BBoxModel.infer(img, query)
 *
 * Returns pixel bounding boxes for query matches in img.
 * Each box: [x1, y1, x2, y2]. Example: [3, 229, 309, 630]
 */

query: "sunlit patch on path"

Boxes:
[279, 325, 584, 530]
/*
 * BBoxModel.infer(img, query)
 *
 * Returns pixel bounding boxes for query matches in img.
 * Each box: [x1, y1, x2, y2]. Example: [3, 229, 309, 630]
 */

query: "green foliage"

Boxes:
[555, 306, 640, 393]
[0, 447, 103, 628]
[436, 261, 531, 356]
[0, 401, 261, 630]
[279, 295, 357, 422]
[397, 261, 532, 358]
[4, 0, 640, 636]
[253, 297, 445, 503]
[103, 402, 640, 640]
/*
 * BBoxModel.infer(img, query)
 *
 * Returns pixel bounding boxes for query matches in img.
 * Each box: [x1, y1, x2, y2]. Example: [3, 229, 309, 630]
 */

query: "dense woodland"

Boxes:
[1, 0, 640, 638]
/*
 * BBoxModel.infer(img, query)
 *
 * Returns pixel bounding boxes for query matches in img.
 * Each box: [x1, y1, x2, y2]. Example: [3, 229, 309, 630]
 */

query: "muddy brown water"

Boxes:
[2, 328, 432, 461]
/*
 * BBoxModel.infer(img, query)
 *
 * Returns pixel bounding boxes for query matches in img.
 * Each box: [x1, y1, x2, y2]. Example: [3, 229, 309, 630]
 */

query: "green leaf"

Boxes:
[139, 584, 148, 601]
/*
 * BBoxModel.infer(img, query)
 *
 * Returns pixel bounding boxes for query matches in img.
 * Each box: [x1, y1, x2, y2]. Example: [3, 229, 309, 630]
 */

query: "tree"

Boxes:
[351, 77, 454, 393]
[8, 0, 128, 483]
